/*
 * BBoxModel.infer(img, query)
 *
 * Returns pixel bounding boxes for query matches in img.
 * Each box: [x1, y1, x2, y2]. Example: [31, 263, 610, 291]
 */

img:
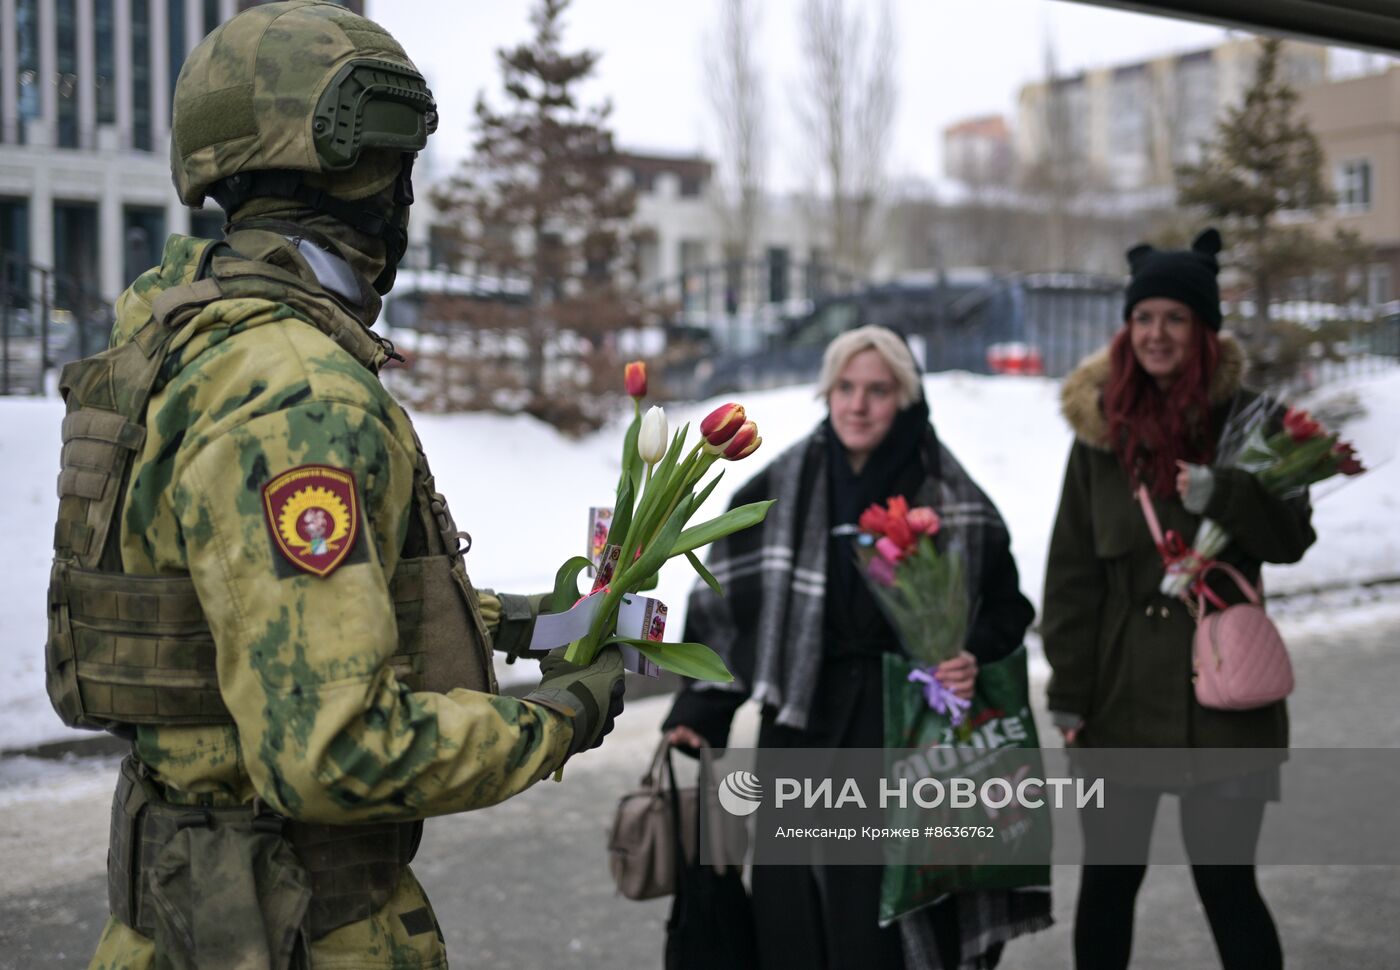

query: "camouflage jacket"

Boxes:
[88, 232, 572, 970]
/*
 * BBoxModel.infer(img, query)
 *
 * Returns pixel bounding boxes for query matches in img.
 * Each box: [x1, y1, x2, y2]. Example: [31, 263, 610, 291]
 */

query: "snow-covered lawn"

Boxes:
[3, 368, 1398, 751]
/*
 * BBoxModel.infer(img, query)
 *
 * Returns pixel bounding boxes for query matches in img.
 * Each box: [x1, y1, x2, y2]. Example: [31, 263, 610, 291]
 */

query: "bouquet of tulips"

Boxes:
[549, 361, 773, 681]
[1160, 398, 1366, 598]
[855, 497, 972, 727]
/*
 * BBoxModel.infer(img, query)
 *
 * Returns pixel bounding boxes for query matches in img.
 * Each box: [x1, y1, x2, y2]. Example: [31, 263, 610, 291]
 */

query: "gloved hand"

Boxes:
[524, 646, 626, 757]
[478, 590, 548, 663]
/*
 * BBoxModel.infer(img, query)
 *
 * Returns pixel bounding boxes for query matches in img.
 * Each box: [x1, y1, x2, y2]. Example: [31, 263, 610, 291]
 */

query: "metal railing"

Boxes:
[0, 249, 113, 396]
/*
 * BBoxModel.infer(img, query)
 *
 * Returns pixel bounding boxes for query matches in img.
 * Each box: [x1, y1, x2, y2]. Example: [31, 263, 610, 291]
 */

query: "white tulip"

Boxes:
[638, 405, 668, 466]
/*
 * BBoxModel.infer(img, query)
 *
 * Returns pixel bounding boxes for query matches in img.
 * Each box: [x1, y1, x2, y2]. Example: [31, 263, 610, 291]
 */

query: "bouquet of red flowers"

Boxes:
[1160, 398, 1366, 597]
[855, 496, 971, 726]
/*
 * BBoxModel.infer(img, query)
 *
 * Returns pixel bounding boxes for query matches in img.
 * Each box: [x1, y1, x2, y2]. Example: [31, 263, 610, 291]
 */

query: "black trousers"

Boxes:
[1074, 784, 1282, 970]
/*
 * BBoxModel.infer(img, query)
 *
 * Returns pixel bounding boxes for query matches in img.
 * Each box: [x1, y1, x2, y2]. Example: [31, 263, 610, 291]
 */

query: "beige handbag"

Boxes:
[608, 737, 746, 900]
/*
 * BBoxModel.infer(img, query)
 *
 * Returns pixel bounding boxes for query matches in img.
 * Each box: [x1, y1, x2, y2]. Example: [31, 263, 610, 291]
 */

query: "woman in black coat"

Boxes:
[664, 325, 1046, 970]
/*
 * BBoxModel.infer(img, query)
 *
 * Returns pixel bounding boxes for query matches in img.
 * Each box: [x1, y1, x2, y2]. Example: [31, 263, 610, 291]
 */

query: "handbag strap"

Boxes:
[1135, 483, 1169, 550]
[1195, 560, 1262, 606]
[662, 745, 691, 901]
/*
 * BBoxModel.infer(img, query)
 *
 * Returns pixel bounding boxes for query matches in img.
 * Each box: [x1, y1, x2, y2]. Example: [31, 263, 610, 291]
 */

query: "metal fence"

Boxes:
[1, 249, 113, 396]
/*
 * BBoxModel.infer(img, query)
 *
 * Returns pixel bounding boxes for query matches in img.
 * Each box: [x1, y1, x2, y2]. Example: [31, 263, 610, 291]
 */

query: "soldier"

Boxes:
[43, 3, 625, 967]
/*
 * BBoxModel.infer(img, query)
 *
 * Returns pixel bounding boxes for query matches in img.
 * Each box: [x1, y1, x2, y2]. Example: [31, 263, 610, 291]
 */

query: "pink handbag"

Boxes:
[1137, 487, 1294, 711]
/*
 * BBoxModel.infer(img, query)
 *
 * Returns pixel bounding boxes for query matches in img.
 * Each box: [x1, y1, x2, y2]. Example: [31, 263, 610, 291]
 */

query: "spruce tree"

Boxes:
[1176, 39, 1368, 371]
[433, 0, 637, 430]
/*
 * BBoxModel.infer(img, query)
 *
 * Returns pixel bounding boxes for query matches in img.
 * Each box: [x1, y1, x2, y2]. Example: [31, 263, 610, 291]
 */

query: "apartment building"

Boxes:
[1015, 38, 1328, 193]
[1300, 65, 1400, 307]
[0, 0, 363, 307]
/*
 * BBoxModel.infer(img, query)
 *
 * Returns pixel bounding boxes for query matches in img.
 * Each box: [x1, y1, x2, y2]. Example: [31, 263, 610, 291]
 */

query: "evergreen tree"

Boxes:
[1176, 39, 1368, 369]
[434, 0, 637, 430]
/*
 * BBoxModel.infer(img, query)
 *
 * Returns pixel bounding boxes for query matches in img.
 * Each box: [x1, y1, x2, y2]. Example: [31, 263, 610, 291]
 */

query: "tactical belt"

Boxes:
[109, 755, 420, 942]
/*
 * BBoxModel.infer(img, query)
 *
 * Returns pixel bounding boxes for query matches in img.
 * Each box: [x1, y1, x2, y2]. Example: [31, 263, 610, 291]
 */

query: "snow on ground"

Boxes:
[4, 368, 1399, 751]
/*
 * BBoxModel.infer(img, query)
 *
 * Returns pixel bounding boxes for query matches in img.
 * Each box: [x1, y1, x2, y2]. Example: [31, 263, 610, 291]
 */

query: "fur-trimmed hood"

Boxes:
[1060, 333, 1245, 449]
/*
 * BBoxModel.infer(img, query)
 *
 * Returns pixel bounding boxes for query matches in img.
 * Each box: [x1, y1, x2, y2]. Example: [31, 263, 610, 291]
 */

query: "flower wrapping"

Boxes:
[1159, 397, 1366, 597]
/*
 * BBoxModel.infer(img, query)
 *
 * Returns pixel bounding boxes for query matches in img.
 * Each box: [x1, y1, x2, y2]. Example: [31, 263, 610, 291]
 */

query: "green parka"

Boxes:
[1041, 336, 1315, 749]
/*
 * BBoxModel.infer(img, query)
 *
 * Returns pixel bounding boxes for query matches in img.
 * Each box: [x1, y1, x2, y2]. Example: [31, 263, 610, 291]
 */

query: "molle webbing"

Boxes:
[108, 756, 419, 942]
[52, 554, 487, 728]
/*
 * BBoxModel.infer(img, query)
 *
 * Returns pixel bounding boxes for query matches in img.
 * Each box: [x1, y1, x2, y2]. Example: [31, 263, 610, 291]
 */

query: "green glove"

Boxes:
[524, 646, 626, 757]
[479, 590, 548, 664]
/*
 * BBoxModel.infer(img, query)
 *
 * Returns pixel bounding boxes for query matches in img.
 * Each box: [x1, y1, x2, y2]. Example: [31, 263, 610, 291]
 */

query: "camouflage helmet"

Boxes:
[171, 0, 437, 207]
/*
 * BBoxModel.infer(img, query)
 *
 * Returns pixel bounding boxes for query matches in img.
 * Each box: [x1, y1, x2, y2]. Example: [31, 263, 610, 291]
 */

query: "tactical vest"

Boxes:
[43, 239, 497, 941]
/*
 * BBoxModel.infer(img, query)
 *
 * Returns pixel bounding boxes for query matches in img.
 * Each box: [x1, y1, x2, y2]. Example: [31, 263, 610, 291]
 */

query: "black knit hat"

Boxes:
[1123, 228, 1224, 331]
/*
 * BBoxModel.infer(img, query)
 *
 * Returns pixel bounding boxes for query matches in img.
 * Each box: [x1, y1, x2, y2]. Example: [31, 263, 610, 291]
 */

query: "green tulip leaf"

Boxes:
[607, 637, 734, 682]
[668, 500, 775, 558]
[622, 411, 642, 496]
[692, 468, 725, 513]
[686, 550, 723, 597]
[547, 556, 596, 614]
[627, 493, 694, 585]
[607, 474, 635, 553]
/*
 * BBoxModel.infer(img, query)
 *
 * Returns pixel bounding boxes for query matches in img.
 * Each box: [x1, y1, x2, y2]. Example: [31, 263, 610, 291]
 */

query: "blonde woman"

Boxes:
[664, 326, 1047, 969]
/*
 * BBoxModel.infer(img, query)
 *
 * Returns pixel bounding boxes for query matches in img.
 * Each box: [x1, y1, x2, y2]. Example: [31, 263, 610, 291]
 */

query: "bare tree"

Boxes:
[705, 0, 767, 273]
[793, 0, 896, 275]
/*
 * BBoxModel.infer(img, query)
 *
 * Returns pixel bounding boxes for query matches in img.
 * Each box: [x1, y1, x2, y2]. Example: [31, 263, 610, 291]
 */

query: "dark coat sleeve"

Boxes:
[660, 473, 769, 750]
[966, 524, 1035, 666]
[1203, 467, 1316, 565]
[1041, 441, 1107, 718]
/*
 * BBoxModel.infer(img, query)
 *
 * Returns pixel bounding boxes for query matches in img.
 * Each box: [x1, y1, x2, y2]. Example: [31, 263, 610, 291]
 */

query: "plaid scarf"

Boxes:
[688, 421, 1009, 729]
[686, 419, 1053, 965]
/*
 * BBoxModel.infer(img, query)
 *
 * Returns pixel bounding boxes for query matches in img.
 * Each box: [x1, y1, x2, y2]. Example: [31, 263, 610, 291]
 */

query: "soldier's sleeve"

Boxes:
[171, 401, 574, 824]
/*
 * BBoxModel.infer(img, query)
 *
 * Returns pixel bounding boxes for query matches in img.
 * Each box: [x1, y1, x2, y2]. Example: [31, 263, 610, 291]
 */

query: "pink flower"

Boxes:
[701, 403, 746, 446]
[907, 506, 940, 536]
[876, 536, 906, 564]
[866, 552, 897, 587]
[625, 361, 647, 398]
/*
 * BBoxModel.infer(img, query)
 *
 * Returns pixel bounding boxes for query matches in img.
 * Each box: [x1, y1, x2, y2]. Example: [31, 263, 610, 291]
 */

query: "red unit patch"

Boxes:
[262, 465, 360, 577]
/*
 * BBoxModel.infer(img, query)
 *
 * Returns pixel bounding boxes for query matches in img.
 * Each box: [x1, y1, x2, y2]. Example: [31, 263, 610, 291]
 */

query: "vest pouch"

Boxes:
[147, 817, 311, 970]
[46, 560, 86, 728]
[50, 567, 225, 729]
[390, 555, 497, 695]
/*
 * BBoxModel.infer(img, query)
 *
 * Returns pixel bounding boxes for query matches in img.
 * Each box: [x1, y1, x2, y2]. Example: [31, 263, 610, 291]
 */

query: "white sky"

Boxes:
[368, 1, 1312, 190]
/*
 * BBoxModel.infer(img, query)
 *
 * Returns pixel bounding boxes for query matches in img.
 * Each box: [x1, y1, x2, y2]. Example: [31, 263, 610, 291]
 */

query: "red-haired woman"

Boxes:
[1042, 229, 1315, 970]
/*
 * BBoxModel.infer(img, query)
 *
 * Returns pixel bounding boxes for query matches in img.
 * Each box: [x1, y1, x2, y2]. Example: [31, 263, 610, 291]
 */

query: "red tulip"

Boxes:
[858, 503, 889, 536]
[885, 513, 915, 553]
[722, 421, 761, 459]
[701, 403, 746, 446]
[907, 506, 940, 536]
[887, 496, 910, 520]
[625, 360, 647, 398]
[1283, 408, 1322, 442]
[1334, 441, 1365, 476]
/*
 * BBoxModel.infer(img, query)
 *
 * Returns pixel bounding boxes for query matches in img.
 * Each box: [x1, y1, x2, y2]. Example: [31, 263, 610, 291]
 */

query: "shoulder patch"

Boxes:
[262, 465, 361, 577]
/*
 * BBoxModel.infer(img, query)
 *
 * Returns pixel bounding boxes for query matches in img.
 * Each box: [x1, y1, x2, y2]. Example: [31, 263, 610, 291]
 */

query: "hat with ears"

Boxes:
[1123, 228, 1224, 331]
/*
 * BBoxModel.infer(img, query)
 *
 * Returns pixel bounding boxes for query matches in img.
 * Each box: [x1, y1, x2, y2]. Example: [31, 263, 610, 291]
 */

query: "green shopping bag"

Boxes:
[878, 646, 1052, 926]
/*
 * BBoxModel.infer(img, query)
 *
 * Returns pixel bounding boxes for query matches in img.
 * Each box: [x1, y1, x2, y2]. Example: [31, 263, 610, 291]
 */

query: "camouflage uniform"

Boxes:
[44, 4, 623, 968]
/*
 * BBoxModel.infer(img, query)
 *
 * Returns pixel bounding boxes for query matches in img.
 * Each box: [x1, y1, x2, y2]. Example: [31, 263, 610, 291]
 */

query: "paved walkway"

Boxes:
[2, 602, 1397, 969]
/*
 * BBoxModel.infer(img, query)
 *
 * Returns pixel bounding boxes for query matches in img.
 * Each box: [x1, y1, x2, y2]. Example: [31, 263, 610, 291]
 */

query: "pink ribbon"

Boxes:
[1157, 530, 1227, 611]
